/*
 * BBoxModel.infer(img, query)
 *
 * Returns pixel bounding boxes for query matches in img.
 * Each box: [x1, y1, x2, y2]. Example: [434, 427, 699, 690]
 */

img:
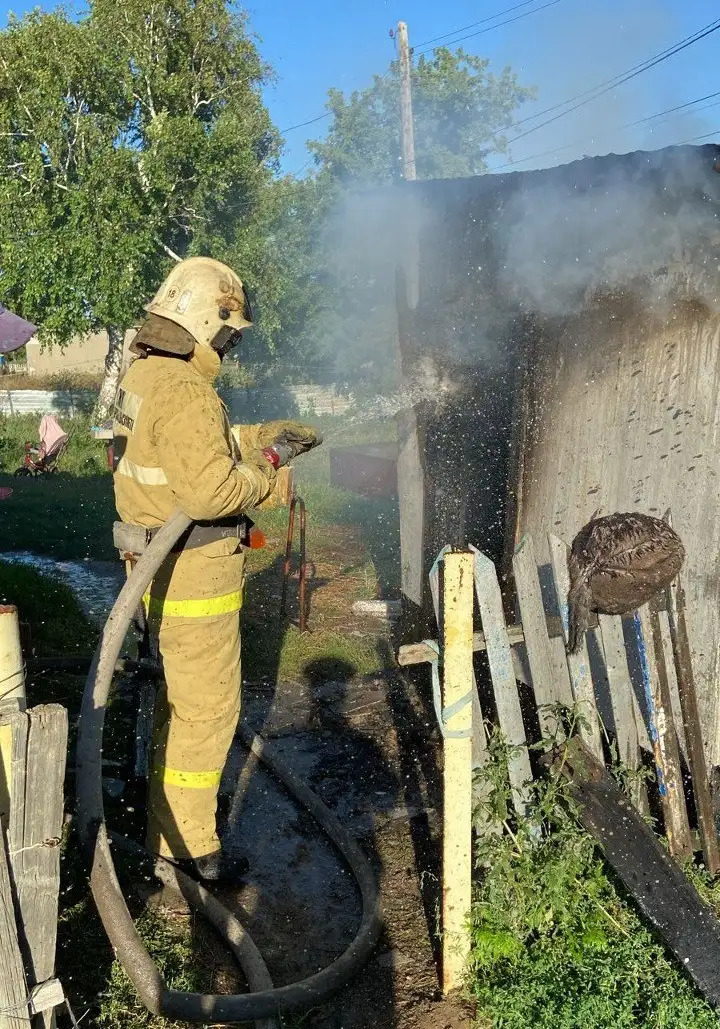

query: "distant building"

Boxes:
[19, 329, 135, 376]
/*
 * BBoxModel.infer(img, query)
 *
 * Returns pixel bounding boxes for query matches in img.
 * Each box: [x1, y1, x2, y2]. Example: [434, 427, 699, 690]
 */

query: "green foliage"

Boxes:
[0, 412, 109, 476]
[275, 48, 534, 389]
[0, 557, 96, 655]
[97, 910, 207, 1029]
[469, 731, 720, 1028]
[309, 48, 534, 187]
[0, 1, 279, 353]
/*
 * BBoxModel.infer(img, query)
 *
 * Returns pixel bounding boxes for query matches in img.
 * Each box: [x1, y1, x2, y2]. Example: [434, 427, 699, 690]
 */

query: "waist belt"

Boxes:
[113, 516, 253, 557]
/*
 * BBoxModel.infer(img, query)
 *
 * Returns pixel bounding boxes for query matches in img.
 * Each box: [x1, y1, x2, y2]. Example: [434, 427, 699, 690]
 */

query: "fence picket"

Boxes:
[547, 534, 604, 760]
[634, 606, 692, 861]
[512, 535, 571, 735]
[0, 824, 29, 1029]
[471, 547, 533, 817]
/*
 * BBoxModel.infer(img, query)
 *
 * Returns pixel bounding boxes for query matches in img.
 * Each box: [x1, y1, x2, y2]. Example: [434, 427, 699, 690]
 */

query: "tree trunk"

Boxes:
[95, 326, 125, 421]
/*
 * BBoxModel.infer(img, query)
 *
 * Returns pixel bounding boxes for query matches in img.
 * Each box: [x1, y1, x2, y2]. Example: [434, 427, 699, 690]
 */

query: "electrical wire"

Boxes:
[279, 112, 330, 135]
[414, 0, 566, 56]
[494, 92, 720, 170]
[511, 16, 720, 132]
[282, 2, 563, 135]
[504, 18, 720, 149]
[414, 0, 554, 50]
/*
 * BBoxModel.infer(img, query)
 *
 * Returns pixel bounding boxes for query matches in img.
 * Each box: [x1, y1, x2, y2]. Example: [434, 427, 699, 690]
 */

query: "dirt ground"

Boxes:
[49, 512, 472, 1028]
[144, 665, 473, 1029]
[137, 523, 473, 1028]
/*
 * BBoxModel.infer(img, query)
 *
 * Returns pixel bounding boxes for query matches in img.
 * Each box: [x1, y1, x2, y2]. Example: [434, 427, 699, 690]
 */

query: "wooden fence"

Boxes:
[0, 607, 68, 1029]
[399, 522, 720, 994]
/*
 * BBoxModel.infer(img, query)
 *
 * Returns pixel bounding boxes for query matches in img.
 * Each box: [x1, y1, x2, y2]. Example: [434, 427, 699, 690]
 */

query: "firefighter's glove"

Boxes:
[258, 420, 323, 469]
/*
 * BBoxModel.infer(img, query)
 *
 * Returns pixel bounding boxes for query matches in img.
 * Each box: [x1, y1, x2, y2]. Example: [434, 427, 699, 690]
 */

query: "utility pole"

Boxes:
[397, 21, 416, 181]
[393, 21, 425, 624]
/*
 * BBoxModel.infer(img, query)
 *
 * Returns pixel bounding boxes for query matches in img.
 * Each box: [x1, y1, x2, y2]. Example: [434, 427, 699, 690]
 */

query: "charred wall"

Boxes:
[397, 142, 720, 757]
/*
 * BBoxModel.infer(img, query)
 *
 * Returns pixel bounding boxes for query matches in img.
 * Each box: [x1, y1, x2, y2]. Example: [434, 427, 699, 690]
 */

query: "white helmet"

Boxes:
[136, 256, 252, 355]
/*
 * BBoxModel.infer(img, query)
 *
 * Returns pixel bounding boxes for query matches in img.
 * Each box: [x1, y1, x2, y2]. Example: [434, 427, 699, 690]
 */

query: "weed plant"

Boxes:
[469, 726, 720, 1028]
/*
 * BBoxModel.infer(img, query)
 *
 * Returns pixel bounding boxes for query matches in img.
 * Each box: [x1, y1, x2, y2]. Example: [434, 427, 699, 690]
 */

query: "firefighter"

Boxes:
[111, 256, 321, 883]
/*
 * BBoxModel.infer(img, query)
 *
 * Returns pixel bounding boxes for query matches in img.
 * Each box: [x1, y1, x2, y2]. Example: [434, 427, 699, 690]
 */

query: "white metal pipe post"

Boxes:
[0, 606, 26, 713]
[441, 551, 474, 994]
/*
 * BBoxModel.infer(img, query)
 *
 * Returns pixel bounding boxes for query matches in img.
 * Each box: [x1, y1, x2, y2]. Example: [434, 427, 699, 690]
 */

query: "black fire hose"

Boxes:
[76, 508, 382, 1023]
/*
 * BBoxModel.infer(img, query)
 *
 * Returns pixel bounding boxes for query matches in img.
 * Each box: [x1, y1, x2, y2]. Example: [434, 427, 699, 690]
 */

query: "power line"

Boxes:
[494, 92, 720, 170]
[281, 30, 398, 136]
[281, 2, 563, 136]
[505, 18, 720, 147]
[414, 0, 565, 56]
[414, 0, 548, 50]
[512, 16, 720, 132]
[280, 112, 330, 134]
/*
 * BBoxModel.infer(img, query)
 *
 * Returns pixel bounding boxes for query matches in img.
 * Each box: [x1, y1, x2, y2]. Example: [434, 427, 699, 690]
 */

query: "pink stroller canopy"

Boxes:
[38, 415, 68, 456]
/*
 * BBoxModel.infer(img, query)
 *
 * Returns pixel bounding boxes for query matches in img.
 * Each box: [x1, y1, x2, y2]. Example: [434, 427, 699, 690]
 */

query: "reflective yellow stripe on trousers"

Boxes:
[142, 589, 243, 619]
[155, 766, 224, 789]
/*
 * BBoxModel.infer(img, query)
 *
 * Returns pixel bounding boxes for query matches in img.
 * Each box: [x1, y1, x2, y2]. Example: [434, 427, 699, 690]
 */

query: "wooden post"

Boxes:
[471, 547, 532, 818]
[429, 550, 487, 808]
[396, 22, 416, 182]
[0, 824, 30, 1029]
[441, 551, 474, 995]
[548, 534, 604, 760]
[634, 607, 692, 862]
[513, 535, 571, 735]
[13, 706, 67, 1029]
[0, 607, 26, 714]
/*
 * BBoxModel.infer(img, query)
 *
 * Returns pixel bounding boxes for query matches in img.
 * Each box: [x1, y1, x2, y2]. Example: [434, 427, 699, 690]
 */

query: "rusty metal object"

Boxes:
[280, 493, 308, 633]
[543, 736, 720, 1007]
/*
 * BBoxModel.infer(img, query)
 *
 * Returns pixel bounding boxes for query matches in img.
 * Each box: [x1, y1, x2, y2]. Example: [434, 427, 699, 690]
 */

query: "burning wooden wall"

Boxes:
[397, 142, 720, 759]
[514, 297, 720, 762]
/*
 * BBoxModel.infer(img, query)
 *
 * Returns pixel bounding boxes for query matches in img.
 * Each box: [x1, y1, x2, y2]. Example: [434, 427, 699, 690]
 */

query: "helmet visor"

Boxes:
[213, 326, 243, 359]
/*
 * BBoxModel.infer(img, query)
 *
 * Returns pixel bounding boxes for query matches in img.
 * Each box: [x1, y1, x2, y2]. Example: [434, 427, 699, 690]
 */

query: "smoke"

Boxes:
[304, 0, 720, 402]
[506, 0, 713, 170]
[499, 147, 720, 316]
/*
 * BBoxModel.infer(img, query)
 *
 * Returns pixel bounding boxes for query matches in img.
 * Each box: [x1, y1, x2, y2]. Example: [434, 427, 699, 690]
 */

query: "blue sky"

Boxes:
[2, 0, 719, 175]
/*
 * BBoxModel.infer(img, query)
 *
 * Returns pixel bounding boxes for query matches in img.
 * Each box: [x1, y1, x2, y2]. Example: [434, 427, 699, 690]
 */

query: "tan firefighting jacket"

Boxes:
[112, 350, 276, 529]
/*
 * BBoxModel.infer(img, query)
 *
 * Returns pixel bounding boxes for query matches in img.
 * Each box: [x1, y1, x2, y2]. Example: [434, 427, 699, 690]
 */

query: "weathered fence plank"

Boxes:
[0, 824, 30, 1029]
[471, 547, 532, 818]
[597, 615, 649, 814]
[13, 706, 67, 1029]
[635, 607, 692, 861]
[547, 534, 604, 760]
[513, 535, 572, 734]
[397, 613, 577, 666]
[440, 552, 474, 995]
[667, 574, 720, 876]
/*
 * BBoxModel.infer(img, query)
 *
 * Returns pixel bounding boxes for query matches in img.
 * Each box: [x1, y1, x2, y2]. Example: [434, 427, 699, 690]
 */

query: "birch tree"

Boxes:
[0, 1, 278, 417]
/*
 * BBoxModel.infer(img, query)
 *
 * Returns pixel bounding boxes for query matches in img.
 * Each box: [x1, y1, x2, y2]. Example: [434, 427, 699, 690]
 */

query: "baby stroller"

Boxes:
[14, 414, 70, 478]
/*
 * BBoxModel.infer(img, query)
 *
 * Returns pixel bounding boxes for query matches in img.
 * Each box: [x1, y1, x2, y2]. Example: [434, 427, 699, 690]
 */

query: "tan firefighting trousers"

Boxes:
[143, 536, 245, 860]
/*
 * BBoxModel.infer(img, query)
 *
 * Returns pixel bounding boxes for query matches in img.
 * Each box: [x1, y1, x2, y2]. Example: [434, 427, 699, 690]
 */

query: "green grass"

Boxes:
[0, 412, 110, 476]
[0, 472, 114, 560]
[469, 732, 720, 1029]
[242, 621, 383, 684]
[0, 558, 97, 655]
